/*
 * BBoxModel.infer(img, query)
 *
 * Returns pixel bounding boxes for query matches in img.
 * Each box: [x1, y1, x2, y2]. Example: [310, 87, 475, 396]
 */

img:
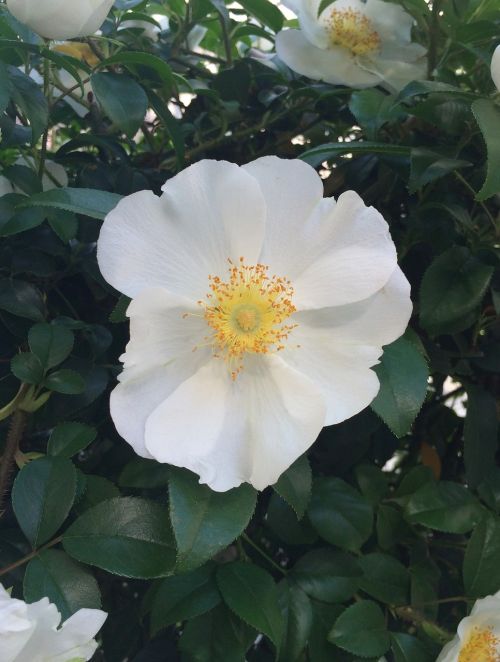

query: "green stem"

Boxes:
[241, 533, 286, 575]
[38, 43, 51, 180]
[0, 409, 28, 518]
[427, 0, 442, 78]
[219, 13, 233, 67]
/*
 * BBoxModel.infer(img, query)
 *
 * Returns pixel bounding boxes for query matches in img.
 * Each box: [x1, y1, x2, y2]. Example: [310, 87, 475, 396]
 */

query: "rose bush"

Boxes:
[0, 0, 499, 660]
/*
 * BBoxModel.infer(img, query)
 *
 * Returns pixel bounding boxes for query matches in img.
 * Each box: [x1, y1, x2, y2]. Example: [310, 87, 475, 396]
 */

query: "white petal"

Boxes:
[364, 0, 416, 45]
[366, 56, 427, 93]
[292, 190, 397, 309]
[435, 637, 460, 662]
[293, 267, 412, 348]
[121, 287, 207, 378]
[15, 599, 62, 662]
[276, 29, 380, 87]
[243, 156, 324, 273]
[492, 45, 500, 93]
[97, 160, 266, 300]
[284, 0, 329, 47]
[281, 329, 381, 426]
[0, 592, 34, 662]
[110, 350, 210, 460]
[144, 356, 326, 491]
[50, 609, 107, 662]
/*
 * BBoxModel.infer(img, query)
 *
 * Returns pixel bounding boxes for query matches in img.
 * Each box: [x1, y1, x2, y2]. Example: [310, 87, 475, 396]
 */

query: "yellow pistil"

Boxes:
[327, 8, 380, 56]
[458, 626, 500, 662]
[198, 258, 297, 379]
[53, 42, 100, 67]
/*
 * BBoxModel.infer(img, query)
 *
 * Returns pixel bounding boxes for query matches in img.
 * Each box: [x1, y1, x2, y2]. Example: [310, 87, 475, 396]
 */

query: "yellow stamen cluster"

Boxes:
[327, 8, 380, 56]
[459, 626, 500, 662]
[199, 258, 297, 379]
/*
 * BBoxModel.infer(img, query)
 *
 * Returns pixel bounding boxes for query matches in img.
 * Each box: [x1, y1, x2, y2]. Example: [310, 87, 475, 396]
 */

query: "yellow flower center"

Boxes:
[327, 8, 380, 56]
[458, 626, 500, 662]
[53, 42, 100, 67]
[198, 258, 297, 379]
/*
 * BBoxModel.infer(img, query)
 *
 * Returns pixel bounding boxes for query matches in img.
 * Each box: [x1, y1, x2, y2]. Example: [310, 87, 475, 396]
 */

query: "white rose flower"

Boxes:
[276, 0, 427, 91]
[0, 175, 14, 197]
[0, 584, 107, 662]
[436, 590, 500, 661]
[6, 0, 114, 40]
[97, 157, 411, 491]
[491, 44, 500, 93]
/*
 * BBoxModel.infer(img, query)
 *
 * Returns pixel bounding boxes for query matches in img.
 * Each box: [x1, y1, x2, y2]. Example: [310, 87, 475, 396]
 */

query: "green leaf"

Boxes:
[405, 481, 484, 533]
[274, 454, 312, 519]
[11, 352, 44, 384]
[17, 188, 122, 220]
[47, 209, 78, 242]
[148, 90, 185, 167]
[63, 497, 176, 578]
[266, 494, 318, 545]
[0, 279, 44, 320]
[91, 73, 148, 137]
[391, 633, 433, 662]
[349, 89, 402, 139]
[328, 601, 391, 657]
[8, 65, 49, 143]
[409, 148, 471, 192]
[119, 457, 170, 489]
[359, 553, 409, 605]
[76, 475, 120, 512]
[464, 386, 499, 489]
[179, 605, 255, 662]
[291, 548, 362, 603]
[309, 602, 344, 662]
[464, 515, 500, 598]
[419, 246, 494, 336]
[24, 549, 101, 620]
[238, 0, 284, 31]
[371, 337, 428, 437]
[278, 581, 313, 662]
[300, 141, 410, 167]
[217, 561, 284, 651]
[12, 457, 77, 547]
[150, 564, 221, 634]
[0, 61, 12, 114]
[47, 422, 97, 458]
[44, 369, 85, 395]
[308, 477, 373, 552]
[471, 98, 500, 200]
[168, 468, 256, 572]
[98, 52, 174, 92]
[29, 323, 74, 370]
[355, 464, 389, 505]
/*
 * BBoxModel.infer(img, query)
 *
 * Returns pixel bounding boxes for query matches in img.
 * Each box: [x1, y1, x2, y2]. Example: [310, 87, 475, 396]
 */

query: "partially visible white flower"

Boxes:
[437, 590, 500, 661]
[0, 584, 107, 662]
[97, 156, 412, 492]
[0, 175, 14, 197]
[15, 156, 68, 191]
[276, 0, 427, 91]
[6, 0, 114, 40]
[119, 13, 169, 42]
[491, 44, 500, 93]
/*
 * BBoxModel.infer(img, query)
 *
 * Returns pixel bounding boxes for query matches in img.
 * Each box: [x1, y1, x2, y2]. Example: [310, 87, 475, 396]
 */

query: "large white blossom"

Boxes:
[6, 0, 114, 40]
[0, 584, 107, 662]
[437, 590, 500, 661]
[276, 0, 427, 91]
[491, 44, 500, 93]
[97, 157, 411, 491]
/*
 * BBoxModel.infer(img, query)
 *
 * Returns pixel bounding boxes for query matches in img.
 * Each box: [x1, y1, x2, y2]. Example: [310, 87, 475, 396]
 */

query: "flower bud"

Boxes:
[6, 0, 114, 40]
[492, 44, 500, 92]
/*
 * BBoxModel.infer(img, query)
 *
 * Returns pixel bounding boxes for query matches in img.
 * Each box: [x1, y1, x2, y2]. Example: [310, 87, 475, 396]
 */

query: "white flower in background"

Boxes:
[491, 44, 500, 93]
[0, 175, 14, 197]
[97, 157, 411, 491]
[276, 0, 427, 91]
[119, 14, 170, 42]
[0, 584, 107, 662]
[14, 157, 68, 191]
[6, 0, 114, 40]
[436, 590, 500, 661]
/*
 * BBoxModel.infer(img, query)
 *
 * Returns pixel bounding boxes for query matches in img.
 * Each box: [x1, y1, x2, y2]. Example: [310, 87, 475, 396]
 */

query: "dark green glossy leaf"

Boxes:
[91, 72, 148, 137]
[278, 581, 312, 662]
[28, 322, 73, 370]
[47, 422, 97, 458]
[12, 456, 77, 547]
[17, 187, 122, 220]
[169, 468, 256, 572]
[328, 601, 390, 657]
[371, 337, 428, 438]
[291, 548, 362, 603]
[11, 352, 44, 384]
[464, 385, 499, 489]
[217, 561, 284, 651]
[44, 369, 85, 394]
[464, 515, 500, 598]
[359, 553, 409, 606]
[24, 549, 101, 620]
[471, 98, 500, 200]
[274, 454, 312, 519]
[63, 497, 176, 578]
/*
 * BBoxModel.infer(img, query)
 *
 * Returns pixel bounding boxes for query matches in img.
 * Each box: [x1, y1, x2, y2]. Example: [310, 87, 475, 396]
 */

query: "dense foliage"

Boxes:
[0, 0, 499, 660]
